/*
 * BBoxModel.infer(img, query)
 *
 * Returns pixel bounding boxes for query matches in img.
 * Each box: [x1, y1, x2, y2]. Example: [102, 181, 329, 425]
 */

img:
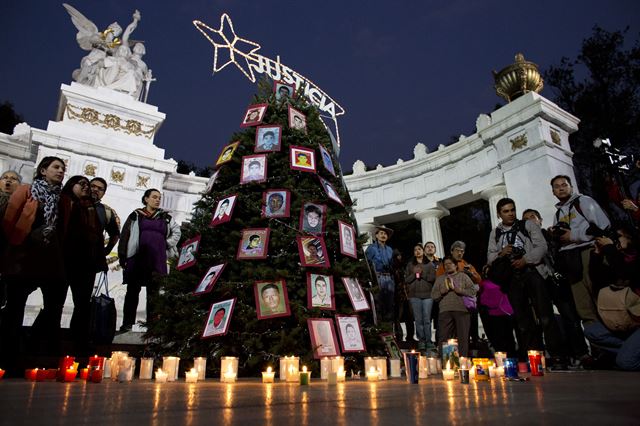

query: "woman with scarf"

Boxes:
[431, 256, 477, 357]
[59, 175, 107, 352]
[118, 188, 180, 332]
[0, 156, 66, 373]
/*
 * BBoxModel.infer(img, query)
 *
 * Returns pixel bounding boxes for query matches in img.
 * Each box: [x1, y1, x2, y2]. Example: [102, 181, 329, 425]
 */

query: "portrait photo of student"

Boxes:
[380, 332, 402, 360]
[237, 228, 270, 260]
[342, 277, 370, 312]
[299, 202, 326, 234]
[274, 81, 295, 101]
[306, 273, 335, 310]
[318, 176, 343, 205]
[297, 236, 330, 268]
[254, 279, 291, 320]
[338, 221, 357, 258]
[240, 103, 267, 127]
[209, 194, 237, 227]
[202, 298, 236, 338]
[176, 235, 201, 271]
[336, 315, 366, 352]
[240, 154, 267, 184]
[203, 169, 221, 194]
[307, 318, 340, 359]
[262, 189, 291, 218]
[254, 125, 282, 153]
[287, 106, 307, 132]
[215, 141, 240, 167]
[194, 263, 226, 295]
[290, 146, 316, 173]
[318, 145, 336, 177]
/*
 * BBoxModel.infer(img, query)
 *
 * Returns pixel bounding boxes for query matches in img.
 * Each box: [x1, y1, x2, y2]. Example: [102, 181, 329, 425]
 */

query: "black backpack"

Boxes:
[487, 220, 529, 292]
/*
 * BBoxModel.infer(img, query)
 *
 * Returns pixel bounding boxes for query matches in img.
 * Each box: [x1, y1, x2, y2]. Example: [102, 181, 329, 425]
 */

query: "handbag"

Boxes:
[463, 295, 477, 311]
[89, 272, 117, 344]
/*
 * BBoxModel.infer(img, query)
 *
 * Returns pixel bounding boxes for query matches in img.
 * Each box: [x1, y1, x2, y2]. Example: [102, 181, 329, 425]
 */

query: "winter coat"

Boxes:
[405, 260, 435, 299]
[118, 208, 181, 266]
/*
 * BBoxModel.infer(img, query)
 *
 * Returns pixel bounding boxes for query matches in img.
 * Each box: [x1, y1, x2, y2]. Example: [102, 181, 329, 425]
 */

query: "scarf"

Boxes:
[30, 178, 61, 237]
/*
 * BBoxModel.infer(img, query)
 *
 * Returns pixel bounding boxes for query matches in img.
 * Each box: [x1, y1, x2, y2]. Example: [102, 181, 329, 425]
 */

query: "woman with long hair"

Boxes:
[118, 188, 180, 332]
[0, 156, 66, 374]
[59, 175, 106, 352]
[405, 243, 436, 350]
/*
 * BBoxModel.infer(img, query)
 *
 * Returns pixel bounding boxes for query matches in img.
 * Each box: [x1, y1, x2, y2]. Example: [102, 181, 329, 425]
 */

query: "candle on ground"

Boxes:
[155, 369, 168, 383]
[79, 368, 89, 380]
[299, 366, 310, 385]
[185, 368, 198, 383]
[64, 368, 77, 382]
[442, 360, 455, 380]
[262, 367, 275, 383]
[366, 366, 379, 381]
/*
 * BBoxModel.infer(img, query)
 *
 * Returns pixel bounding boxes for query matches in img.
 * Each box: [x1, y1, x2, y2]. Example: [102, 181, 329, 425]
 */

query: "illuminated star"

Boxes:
[193, 13, 262, 82]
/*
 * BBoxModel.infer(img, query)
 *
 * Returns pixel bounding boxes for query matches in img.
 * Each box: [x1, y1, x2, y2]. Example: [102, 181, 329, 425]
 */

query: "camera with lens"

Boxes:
[550, 221, 571, 239]
[509, 245, 526, 260]
[586, 224, 619, 241]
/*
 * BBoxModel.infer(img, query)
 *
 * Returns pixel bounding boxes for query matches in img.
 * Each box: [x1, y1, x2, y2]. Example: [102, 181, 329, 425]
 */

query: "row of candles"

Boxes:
[15, 349, 545, 385]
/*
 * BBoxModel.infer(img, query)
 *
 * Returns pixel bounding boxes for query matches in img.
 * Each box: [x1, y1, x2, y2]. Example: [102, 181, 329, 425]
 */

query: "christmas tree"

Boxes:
[146, 79, 385, 376]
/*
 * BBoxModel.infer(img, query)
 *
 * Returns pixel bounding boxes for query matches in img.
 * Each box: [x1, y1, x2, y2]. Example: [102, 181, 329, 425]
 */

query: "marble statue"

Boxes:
[63, 4, 152, 100]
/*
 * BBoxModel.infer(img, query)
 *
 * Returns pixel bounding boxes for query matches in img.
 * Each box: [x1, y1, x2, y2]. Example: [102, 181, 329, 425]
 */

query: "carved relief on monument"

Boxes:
[550, 129, 561, 145]
[509, 134, 528, 151]
[65, 104, 157, 138]
[136, 173, 150, 188]
[84, 162, 98, 177]
[110, 167, 125, 183]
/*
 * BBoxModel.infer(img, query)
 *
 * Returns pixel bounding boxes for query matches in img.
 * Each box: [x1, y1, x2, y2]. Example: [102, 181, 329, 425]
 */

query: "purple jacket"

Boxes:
[478, 279, 513, 316]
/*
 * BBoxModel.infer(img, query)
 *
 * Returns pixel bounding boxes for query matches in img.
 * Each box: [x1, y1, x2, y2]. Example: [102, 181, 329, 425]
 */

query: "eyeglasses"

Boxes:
[76, 181, 89, 187]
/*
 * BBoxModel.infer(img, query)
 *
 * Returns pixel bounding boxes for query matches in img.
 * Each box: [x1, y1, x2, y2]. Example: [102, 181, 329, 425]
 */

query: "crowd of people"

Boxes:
[367, 172, 640, 371]
[0, 157, 181, 376]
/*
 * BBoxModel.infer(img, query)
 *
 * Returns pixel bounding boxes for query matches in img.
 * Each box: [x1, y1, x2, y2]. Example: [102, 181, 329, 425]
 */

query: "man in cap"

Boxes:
[365, 225, 396, 322]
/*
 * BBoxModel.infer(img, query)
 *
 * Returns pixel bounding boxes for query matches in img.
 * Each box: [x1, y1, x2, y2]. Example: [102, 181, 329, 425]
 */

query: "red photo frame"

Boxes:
[318, 144, 337, 177]
[307, 318, 340, 359]
[338, 220, 357, 258]
[287, 105, 307, 133]
[319, 176, 343, 205]
[202, 298, 236, 338]
[254, 125, 282, 153]
[240, 103, 267, 128]
[299, 202, 327, 235]
[215, 141, 240, 167]
[297, 235, 330, 268]
[240, 154, 267, 184]
[193, 263, 226, 295]
[237, 228, 270, 260]
[209, 194, 238, 227]
[306, 273, 335, 310]
[262, 189, 291, 218]
[254, 279, 292, 320]
[336, 315, 366, 353]
[342, 277, 370, 312]
[290, 146, 316, 173]
[274, 81, 295, 101]
[176, 235, 201, 271]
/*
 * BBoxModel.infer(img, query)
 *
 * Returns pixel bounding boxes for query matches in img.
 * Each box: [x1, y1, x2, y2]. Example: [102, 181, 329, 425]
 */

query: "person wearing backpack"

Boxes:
[487, 198, 567, 367]
[550, 175, 611, 325]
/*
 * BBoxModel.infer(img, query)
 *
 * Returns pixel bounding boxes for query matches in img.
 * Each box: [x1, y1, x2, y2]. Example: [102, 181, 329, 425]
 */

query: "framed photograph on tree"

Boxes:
[237, 228, 270, 260]
[318, 176, 343, 205]
[380, 332, 402, 360]
[342, 277, 370, 312]
[306, 273, 335, 310]
[274, 81, 295, 101]
[215, 141, 240, 167]
[287, 105, 307, 132]
[336, 315, 366, 352]
[338, 220, 357, 258]
[254, 279, 291, 320]
[307, 318, 340, 359]
[240, 154, 267, 184]
[297, 236, 330, 268]
[299, 202, 327, 234]
[240, 103, 267, 128]
[318, 144, 336, 177]
[209, 194, 237, 227]
[176, 235, 201, 271]
[290, 146, 316, 173]
[202, 298, 236, 338]
[262, 189, 291, 218]
[254, 125, 282, 153]
[194, 263, 226, 295]
[203, 169, 221, 194]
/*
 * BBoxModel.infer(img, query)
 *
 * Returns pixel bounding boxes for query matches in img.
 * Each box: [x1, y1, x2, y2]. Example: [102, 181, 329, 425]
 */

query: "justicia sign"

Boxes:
[193, 13, 345, 150]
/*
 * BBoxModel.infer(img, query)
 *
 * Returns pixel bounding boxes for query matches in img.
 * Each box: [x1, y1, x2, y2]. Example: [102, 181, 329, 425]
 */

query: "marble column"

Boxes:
[414, 207, 449, 258]
[481, 185, 508, 229]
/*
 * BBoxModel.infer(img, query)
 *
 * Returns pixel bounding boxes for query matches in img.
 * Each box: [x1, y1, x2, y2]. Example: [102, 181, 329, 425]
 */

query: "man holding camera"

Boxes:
[488, 198, 566, 365]
[551, 175, 611, 325]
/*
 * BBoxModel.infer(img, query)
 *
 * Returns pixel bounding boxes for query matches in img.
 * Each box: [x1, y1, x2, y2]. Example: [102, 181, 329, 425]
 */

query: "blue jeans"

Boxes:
[584, 321, 640, 371]
[410, 298, 433, 344]
[376, 274, 395, 322]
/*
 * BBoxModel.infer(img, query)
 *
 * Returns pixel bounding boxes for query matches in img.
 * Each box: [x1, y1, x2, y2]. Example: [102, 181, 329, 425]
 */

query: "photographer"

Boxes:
[487, 198, 567, 367]
[550, 175, 611, 325]
[584, 226, 640, 370]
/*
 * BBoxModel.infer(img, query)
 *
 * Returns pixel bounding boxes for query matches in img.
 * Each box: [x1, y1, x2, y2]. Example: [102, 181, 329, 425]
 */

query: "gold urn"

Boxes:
[493, 53, 544, 102]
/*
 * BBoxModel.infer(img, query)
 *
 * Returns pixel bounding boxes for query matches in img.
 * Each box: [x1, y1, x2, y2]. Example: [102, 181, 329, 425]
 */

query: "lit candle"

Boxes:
[459, 368, 470, 384]
[389, 359, 401, 378]
[418, 355, 429, 379]
[57, 356, 75, 381]
[79, 368, 89, 380]
[336, 366, 346, 383]
[103, 358, 111, 379]
[299, 366, 310, 385]
[427, 357, 438, 375]
[374, 357, 388, 380]
[366, 366, 379, 381]
[222, 364, 237, 383]
[90, 368, 103, 383]
[442, 361, 455, 380]
[496, 366, 505, 377]
[262, 366, 275, 383]
[194, 357, 207, 381]
[459, 356, 469, 370]
[88, 355, 105, 370]
[185, 368, 198, 383]
[469, 365, 476, 380]
[331, 357, 345, 376]
[489, 365, 497, 378]
[26, 368, 37, 381]
[139, 358, 154, 380]
[155, 369, 168, 383]
[0, 369, 5, 379]
[64, 368, 77, 382]
[528, 350, 544, 376]
[110, 351, 129, 382]
[320, 357, 331, 380]
[36, 369, 48, 381]
[45, 369, 57, 380]
[162, 356, 180, 382]
[279, 356, 299, 382]
[473, 359, 490, 382]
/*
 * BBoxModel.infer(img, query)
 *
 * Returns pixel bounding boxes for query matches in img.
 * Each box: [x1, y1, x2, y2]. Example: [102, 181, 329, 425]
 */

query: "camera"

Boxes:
[586, 224, 619, 242]
[509, 246, 526, 260]
[551, 222, 570, 238]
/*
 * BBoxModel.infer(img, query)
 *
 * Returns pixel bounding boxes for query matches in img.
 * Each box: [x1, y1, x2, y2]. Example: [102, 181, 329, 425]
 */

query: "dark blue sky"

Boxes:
[1, 1, 638, 173]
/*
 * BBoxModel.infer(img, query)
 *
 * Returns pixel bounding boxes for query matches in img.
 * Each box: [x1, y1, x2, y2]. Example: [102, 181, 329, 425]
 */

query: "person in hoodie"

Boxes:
[550, 175, 611, 325]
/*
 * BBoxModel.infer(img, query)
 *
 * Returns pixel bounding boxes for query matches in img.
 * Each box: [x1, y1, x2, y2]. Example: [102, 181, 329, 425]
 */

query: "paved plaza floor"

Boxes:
[0, 370, 637, 425]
